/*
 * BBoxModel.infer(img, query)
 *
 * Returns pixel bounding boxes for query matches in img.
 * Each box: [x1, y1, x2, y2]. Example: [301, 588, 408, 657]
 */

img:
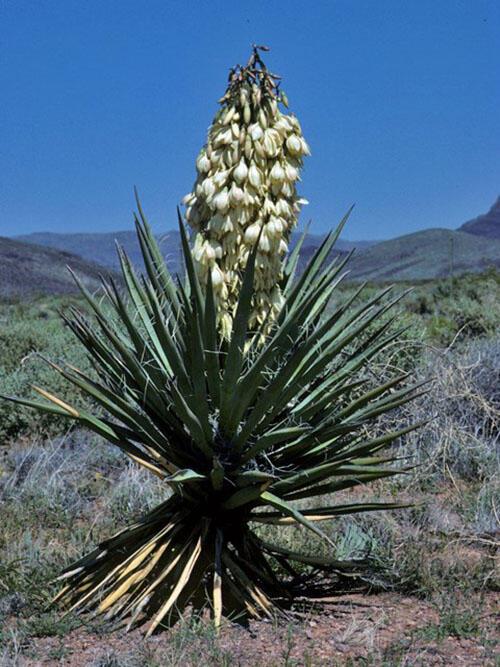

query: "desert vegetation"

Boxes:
[1, 269, 498, 665]
[1, 48, 498, 666]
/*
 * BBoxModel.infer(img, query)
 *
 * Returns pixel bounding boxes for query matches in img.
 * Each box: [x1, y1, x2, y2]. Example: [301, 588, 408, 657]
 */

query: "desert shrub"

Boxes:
[405, 270, 500, 346]
[0, 432, 144, 616]
[0, 298, 95, 441]
[398, 337, 499, 482]
[0, 432, 153, 527]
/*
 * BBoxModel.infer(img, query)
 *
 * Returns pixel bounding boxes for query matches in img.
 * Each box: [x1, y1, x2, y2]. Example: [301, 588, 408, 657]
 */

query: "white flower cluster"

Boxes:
[183, 53, 309, 338]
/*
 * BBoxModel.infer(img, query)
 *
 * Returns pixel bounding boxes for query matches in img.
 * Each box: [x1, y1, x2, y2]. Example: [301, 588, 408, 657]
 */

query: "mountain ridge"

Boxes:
[6, 196, 500, 291]
[0, 236, 118, 298]
[14, 230, 375, 274]
[346, 228, 500, 282]
[459, 196, 500, 239]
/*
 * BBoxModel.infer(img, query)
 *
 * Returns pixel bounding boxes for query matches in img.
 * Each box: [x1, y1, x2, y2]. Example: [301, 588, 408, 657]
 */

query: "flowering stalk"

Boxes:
[183, 46, 310, 338]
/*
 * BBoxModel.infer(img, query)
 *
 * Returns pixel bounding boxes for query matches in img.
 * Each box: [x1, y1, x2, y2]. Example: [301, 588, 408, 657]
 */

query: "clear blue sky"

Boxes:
[1, 0, 499, 239]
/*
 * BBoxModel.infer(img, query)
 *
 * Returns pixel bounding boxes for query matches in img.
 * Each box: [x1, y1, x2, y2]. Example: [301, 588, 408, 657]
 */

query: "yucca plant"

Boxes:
[2, 48, 423, 635]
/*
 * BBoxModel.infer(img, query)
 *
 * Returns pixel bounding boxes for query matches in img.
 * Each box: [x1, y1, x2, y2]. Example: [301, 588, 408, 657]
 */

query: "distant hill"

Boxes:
[459, 197, 500, 239]
[16, 230, 374, 275]
[346, 229, 500, 282]
[11, 207, 500, 286]
[15, 230, 183, 274]
[0, 236, 116, 298]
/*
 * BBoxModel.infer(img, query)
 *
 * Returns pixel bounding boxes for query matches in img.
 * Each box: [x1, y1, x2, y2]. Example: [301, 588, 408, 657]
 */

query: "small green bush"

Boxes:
[0, 298, 95, 441]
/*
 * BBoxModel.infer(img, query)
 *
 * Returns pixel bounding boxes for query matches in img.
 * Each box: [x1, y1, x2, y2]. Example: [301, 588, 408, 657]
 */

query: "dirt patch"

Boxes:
[6, 592, 498, 666]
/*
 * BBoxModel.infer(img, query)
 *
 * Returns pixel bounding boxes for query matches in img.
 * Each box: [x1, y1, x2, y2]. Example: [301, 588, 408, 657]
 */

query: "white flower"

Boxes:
[263, 198, 276, 216]
[244, 223, 261, 244]
[233, 159, 248, 184]
[269, 216, 283, 235]
[258, 108, 268, 129]
[299, 137, 311, 156]
[213, 189, 229, 212]
[210, 148, 223, 167]
[213, 242, 223, 259]
[182, 192, 196, 206]
[230, 182, 244, 204]
[286, 134, 302, 155]
[211, 265, 224, 287]
[279, 239, 288, 254]
[196, 154, 211, 173]
[266, 220, 278, 238]
[213, 170, 229, 187]
[276, 199, 291, 217]
[248, 164, 261, 188]
[270, 162, 285, 182]
[243, 102, 251, 124]
[271, 182, 283, 197]
[243, 190, 254, 206]
[263, 132, 277, 157]
[231, 122, 240, 140]
[250, 124, 264, 141]
[259, 232, 271, 253]
[214, 128, 233, 147]
[273, 117, 291, 136]
[202, 178, 216, 198]
[285, 164, 298, 181]
[204, 242, 216, 262]
[222, 105, 236, 125]
[221, 215, 233, 232]
[185, 206, 197, 223]
[220, 313, 232, 339]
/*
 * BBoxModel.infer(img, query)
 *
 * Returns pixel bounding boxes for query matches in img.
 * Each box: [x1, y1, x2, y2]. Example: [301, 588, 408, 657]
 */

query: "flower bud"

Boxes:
[243, 103, 251, 124]
[286, 135, 301, 155]
[263, 133, 277, 157]
[276, 199, 292, 217]
[231, 122, 240, 139]
[182, 192, 196, 206]
[204, 242, 216, 262]
[233, 159, 248, 184]
[213, 189, 229, 212]
[250, 124, 264, 141]
[213, 170, 229, 188]
[230, 182, 244, 204]
[196, 153, 211, 173]
[222, 106, 235, 125]
[244, 223, 261, 244]
[285, 164, 298, 181]
[221, 215, 233, 232]
[270, 162, 285, 182]
[213, 242, 223, 259]
[248, 164, 261, 188]
[278, 239, 288, 254]
[211, 265, 224, 288]
[202, 178, 216, 198]
[299, 137, 311, 156]
[259, 232, 271, 253]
